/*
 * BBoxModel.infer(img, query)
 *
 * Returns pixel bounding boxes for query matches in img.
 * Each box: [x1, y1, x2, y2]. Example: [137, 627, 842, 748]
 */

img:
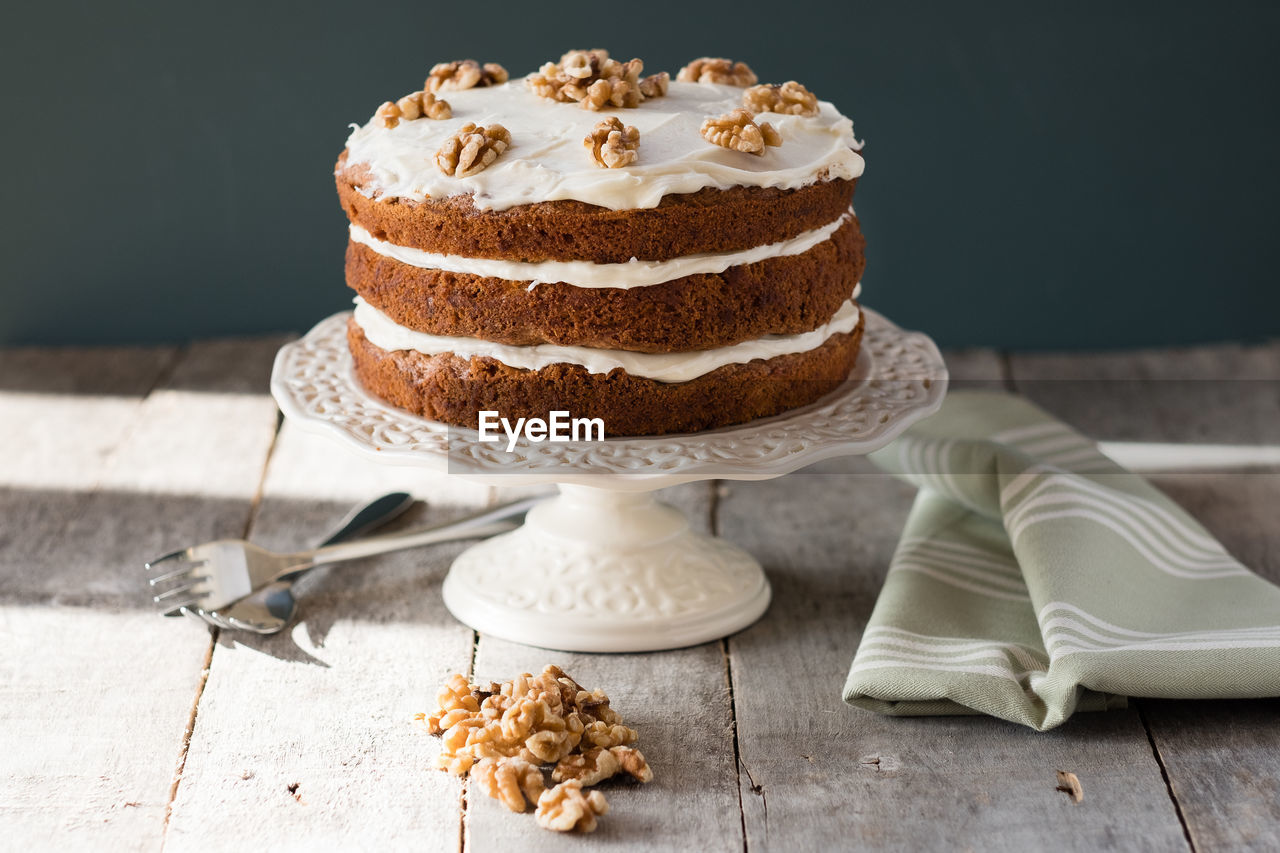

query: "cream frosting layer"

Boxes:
[349, 211, 852, 289]
[352, 286, 861, 384]
[342, 78, 863, 211]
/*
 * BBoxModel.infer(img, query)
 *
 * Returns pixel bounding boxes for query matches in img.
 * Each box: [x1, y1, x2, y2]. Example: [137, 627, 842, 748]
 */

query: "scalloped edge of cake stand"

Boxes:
[270, 307, 948, 491]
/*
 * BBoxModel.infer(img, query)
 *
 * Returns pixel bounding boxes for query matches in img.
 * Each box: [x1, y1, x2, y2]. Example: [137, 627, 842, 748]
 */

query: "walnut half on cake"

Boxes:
[334, 51, 867, 436]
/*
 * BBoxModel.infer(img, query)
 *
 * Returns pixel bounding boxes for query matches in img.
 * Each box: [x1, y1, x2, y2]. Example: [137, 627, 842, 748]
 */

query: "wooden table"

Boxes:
[2, 337, 1278, 852]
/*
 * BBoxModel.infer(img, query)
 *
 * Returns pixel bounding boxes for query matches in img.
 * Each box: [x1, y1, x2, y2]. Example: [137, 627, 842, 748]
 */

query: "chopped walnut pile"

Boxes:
[584, 117, 639, 168]
[527, 49, 666, 110]
[535, 780, 610, 833]
[426, 59, 509, 93]
[677, 56, 758, 87]
[415, 665, 652, 833]
[743, 81, 820, 117]
[701, 108, 782, 154]
[435, 122, 511, 178]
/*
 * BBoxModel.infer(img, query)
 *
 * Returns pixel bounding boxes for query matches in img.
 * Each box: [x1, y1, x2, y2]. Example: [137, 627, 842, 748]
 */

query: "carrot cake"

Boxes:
[334, 51, 866, 436]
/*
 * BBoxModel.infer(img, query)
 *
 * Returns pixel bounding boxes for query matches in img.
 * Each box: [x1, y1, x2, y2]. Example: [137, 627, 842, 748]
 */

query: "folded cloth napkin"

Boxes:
[844, 390, 1280, 730]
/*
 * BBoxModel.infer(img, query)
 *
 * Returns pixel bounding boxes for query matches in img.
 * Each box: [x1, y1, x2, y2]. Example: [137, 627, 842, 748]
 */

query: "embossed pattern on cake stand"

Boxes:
[270, 308, 947, 652]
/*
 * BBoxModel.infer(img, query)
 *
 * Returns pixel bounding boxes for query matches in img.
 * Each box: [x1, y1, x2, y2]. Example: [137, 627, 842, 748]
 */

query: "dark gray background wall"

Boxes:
[3, 1, 1278, 349]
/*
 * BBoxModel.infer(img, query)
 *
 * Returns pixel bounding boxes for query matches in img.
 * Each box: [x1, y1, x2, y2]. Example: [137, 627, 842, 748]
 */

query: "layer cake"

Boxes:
[335, 52, 866, 436]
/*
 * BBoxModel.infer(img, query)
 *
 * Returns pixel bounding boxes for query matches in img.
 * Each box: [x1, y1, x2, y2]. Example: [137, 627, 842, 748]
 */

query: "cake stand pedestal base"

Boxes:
[441, 484, 769, 652]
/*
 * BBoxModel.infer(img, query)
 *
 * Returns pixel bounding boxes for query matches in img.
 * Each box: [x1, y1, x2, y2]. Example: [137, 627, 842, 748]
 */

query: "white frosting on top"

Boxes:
[349, 211, 851, 289]
[352, 286, 861, 384]
[342, 78, 863, 211]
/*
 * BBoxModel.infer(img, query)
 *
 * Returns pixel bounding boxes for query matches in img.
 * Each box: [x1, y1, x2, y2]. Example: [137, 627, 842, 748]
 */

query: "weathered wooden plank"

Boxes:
[1008, 341, 1280, 444]
[0, 344, 176, 395]
[165, 417, 486, 851]
[1141, 697, 1280, 852]
[0, 345, 175, 496]
[0, 605, 212, 849]
[1009, 344, 1280, 852]
[938, 347, 1009, 391]
[0, 341, 284, 605]
[463, 481, 743, 851]
[159, 336, 292, 396]
[0, 341, 280, 851]
[719, 458, 1188, 851]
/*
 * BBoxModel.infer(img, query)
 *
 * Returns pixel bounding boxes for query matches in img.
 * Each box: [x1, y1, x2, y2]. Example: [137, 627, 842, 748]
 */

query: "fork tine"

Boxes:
[202, 610, 235, 630]
[156, 591, 209, 614]
[144, 549, 190, 572]
[177, 604, 222, 628]
[153, 580, 209, 603]
[147, 560, 208, 587]
[166, 601, 213, 618]
[158, 599, 203, 616]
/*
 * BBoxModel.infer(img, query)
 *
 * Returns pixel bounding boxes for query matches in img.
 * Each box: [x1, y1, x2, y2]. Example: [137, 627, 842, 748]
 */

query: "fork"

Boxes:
[186, 491, 416, 630]
[146, 495, 541, 615]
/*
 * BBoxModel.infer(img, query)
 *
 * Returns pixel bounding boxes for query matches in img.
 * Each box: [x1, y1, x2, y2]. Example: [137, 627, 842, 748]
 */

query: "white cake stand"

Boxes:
[270, 308, 946, 652]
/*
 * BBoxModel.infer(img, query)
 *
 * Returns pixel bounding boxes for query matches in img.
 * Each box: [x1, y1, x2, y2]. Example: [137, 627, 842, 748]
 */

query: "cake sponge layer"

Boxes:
[337, 152, 855, 264]
[345, 215, 865, 352]
[346, 315, 864, 437]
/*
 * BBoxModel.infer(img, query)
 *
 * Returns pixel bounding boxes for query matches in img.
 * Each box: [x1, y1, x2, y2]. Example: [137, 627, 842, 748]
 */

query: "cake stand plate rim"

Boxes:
[269, 306, 948, 488]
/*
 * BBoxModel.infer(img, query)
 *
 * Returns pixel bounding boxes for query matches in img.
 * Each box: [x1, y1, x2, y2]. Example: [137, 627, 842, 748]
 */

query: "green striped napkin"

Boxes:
[843, 390, 1280, 730]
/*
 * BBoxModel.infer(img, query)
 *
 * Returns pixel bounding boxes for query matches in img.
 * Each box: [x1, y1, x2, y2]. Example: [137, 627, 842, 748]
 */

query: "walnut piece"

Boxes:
[639, 71, 669, 99]
[434, 751, 474, 776]
[552, 746, 621, 786]
[479, 691, 513, 720]
[582, 720, 638, 749]
[561, 48, 605, 79]
[435, 122, 511, 178]
[398, 90, 452, 120]
[527, 49, 653, 109]
[426, 59, 508, 93]
[376, 90, 452, 128]
[526, 726, 581, 764]
[609, 746, 653, 783]
[438, 673, 480, 713]
[535, 781, 610, 833]
[441, 715, 487, 753]
[677, 57, 758, 86]
[375, 101, 401, 129]
[743, 81, 820, 117]
[545, 665, 585, 707]
[700, 109, 781, 155]
[500, 695, 556, 742]
[424, 707, 473, 735]
[466, 739, 535, 763]
[472, 757, 547, 812]
[584, 117, 639, 169]
[574, 688, 623, 725]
